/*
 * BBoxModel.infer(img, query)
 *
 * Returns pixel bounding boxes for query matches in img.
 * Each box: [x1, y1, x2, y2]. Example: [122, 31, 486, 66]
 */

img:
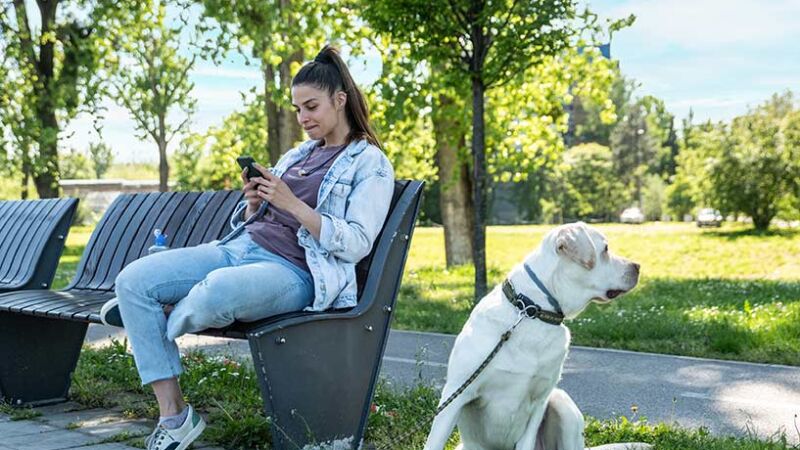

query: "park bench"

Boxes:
[0, 180, 423, 449]
[0, 197, 78, 293]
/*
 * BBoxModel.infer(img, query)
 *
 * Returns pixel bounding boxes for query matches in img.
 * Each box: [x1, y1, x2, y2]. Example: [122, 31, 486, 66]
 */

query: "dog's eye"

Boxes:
[603, 245, 608, 253]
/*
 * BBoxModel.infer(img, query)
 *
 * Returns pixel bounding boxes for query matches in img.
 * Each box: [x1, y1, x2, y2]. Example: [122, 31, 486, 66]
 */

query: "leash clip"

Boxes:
[514, 295, 541, 318]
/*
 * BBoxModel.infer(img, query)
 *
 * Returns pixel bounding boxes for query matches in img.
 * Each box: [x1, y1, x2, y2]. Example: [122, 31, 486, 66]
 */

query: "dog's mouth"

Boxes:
[605, 289, 626, 299]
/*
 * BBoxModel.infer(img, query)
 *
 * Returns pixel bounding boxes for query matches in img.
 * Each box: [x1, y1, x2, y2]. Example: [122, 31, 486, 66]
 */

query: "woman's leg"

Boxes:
[114, 235, 250, 387]
[167, 248, 314, 338]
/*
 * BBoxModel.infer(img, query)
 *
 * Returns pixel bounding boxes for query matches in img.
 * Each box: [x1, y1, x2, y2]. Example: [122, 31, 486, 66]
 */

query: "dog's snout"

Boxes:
[632, 263, 640, 275]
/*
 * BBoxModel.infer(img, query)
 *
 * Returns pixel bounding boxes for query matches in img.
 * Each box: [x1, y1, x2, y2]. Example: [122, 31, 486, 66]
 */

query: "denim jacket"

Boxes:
[219, 138, 395, 311]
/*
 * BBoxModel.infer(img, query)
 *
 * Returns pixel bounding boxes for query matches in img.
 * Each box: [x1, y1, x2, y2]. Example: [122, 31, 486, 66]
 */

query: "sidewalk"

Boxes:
[2, 325, 798, 449]
[0, 401, 222, 450]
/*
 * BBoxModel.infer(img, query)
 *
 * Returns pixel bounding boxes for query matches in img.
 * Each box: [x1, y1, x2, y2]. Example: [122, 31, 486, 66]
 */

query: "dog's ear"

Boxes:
[555, 223, 596, 270]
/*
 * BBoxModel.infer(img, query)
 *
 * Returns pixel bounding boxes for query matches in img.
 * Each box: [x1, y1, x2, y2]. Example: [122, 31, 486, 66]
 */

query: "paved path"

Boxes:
[2, 325, 798, 449]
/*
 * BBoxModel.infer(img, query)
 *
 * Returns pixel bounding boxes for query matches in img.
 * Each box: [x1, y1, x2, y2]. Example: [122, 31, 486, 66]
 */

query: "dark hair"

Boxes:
[292, 45, 382, 149]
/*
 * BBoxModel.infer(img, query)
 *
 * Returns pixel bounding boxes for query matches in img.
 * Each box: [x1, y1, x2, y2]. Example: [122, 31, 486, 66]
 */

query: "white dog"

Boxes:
[424, 222, 651, 450]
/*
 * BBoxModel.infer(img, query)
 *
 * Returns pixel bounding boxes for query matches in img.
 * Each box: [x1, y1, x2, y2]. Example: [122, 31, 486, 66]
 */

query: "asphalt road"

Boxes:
[86, 325, 800, 444]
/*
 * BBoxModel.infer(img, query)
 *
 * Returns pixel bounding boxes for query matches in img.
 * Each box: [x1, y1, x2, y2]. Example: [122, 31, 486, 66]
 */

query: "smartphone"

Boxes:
[236, 156, 258, 180]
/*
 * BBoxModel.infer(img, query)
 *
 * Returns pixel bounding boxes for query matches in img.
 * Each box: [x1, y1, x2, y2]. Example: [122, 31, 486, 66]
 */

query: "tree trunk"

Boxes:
[433, 93, 473, 267]
[471, 75, 487, 302]
[157, 115, 169, 192]
[31, 0, 60, 199]
[265, 65, 281, 166]
[20, 145, 31, 200]
[278, 48, 303, 153]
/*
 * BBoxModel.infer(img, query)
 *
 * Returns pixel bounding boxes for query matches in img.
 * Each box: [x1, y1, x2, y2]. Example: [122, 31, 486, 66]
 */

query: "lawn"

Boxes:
[55, 221, 800, 365]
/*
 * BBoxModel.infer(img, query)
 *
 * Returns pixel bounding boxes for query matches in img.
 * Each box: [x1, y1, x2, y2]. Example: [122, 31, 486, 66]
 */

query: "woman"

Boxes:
[100, 45, 395, 450]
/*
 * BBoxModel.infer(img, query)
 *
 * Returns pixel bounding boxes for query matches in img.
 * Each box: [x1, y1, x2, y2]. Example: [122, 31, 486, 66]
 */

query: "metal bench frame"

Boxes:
[0, 181, 423, 449]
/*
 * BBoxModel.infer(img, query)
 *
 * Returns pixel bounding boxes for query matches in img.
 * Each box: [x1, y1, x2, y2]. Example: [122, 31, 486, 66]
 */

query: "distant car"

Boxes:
[620, 207, 645, 224]
[696, 208, 723, 227]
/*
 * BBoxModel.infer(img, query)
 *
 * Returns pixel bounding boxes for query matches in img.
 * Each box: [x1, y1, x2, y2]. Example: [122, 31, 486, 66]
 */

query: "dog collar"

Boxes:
[502, 264, 565, 326]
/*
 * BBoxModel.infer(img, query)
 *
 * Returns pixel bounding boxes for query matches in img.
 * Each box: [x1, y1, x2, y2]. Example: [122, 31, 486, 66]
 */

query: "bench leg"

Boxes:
[0, 312, 87, 407]
[247, 319, 385, 450]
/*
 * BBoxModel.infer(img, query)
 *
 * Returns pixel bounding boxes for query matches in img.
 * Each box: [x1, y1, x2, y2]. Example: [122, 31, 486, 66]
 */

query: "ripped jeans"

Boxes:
[114, 232, 313, 385]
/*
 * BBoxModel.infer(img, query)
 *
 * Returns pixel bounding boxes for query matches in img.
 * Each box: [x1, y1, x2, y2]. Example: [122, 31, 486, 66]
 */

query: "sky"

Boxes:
[61, 0, 800, 164]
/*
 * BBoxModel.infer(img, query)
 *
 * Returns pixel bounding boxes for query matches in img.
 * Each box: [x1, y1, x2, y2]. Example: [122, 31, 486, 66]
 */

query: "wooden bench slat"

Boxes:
[84, 194, 152, 290]
[96, 193, 163, 291]
[7, 200, 72, 286]
[0, 200, 39, 281]
[69, 195, 135, 290]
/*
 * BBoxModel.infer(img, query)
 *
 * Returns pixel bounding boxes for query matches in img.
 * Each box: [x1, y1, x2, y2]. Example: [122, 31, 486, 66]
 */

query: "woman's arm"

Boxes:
[317, 160, 395, 263]
[252, 164, 323, 239]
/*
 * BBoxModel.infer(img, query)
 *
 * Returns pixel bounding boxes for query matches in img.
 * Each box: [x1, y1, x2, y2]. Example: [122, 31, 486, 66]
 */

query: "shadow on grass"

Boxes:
[703, 227, 800, 240]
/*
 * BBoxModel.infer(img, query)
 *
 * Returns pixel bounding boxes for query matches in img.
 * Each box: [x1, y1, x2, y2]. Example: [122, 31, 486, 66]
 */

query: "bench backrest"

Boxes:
[0, 198, 78, 292]
[67, 191, 242, 291]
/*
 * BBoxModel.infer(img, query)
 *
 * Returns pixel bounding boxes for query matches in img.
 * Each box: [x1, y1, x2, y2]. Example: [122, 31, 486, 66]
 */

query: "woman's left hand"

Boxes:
[252, 164, 300, 212]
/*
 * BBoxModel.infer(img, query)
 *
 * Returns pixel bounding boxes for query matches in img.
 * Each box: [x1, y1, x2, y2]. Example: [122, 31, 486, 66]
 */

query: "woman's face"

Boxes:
[291, 84, 346, 142]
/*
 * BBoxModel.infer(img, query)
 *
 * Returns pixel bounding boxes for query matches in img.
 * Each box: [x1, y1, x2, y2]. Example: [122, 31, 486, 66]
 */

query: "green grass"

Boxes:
[54, 222, 800, 365]
[64, 342, 796, 450]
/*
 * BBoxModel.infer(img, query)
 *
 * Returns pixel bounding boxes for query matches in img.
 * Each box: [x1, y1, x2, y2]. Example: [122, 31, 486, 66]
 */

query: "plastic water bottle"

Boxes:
[148, 228, 169, 254]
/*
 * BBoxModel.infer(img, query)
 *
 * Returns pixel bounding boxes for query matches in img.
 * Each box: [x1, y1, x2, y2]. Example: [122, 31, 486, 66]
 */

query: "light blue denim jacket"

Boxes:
[218, 138, 395, 311]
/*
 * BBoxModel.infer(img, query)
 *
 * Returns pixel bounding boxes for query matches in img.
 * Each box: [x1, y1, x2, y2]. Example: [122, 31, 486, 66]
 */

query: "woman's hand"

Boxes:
[252, 163, 301, 212]
[241, 168, 262, 219]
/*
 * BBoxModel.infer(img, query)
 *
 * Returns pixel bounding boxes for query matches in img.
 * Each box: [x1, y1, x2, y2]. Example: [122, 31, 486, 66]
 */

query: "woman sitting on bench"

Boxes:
[98, 45, 395, 450]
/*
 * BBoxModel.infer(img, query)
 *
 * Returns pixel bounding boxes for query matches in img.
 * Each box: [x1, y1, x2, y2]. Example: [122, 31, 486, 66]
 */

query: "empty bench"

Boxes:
[0, 181, 423, 449]
[0, 198, 78, 293]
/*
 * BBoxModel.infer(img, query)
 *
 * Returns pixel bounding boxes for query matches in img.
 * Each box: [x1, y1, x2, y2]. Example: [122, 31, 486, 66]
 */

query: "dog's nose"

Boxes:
[632, 263, 640, 274]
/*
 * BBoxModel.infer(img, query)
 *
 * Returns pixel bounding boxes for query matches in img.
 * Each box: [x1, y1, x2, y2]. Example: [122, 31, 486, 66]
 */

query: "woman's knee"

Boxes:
[115, 258, 150, 298]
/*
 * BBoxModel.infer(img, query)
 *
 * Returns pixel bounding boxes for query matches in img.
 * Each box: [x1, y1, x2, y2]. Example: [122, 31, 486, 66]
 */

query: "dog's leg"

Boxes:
[514, 402, 548, 450]
[537, 389, 585, 450]
[423, 391, 472, 450]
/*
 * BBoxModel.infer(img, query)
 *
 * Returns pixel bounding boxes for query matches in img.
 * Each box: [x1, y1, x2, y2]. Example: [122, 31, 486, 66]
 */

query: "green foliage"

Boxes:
[642, 174, 667, 220]
[88, 141, 114, 178]
[709, 91, 799, 230]
[174, 97, 267, 191]
[610, 99, 660, 205]
[560, 143, 628, 221]
[0, 0, 148, 197]
[60, 148, 94, 179]
[110, 1, 196, 190]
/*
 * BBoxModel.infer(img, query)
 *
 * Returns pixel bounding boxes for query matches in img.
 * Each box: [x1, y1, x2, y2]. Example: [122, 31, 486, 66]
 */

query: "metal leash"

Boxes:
[370, 313, 527, 450]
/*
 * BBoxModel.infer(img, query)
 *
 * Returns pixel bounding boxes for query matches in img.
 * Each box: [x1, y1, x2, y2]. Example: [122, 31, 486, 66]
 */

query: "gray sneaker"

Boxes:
[144, 404, 206, 450]
[99, 297, 123, 327]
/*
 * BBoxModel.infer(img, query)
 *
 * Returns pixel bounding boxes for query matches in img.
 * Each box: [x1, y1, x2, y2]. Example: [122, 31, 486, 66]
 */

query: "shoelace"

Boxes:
[145, 425, 170, 450]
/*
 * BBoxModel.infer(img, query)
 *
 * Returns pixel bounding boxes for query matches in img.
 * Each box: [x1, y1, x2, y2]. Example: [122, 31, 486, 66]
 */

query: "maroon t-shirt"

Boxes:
[246, 143, 346, 272]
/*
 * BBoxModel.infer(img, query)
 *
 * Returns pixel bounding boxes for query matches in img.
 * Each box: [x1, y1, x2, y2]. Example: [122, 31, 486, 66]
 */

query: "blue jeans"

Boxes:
[114, 232, 314, 385]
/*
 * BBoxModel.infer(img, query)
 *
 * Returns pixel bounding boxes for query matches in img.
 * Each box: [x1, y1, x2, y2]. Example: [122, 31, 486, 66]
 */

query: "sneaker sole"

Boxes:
[176, 419, 206, 450]
[99, 298, 123, 327]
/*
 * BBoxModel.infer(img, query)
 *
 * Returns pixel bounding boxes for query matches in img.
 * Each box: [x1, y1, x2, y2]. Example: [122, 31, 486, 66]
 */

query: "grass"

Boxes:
[62, 342, 796, 450]
[53, 222, 800, 366]
[396, 222, 800, 365]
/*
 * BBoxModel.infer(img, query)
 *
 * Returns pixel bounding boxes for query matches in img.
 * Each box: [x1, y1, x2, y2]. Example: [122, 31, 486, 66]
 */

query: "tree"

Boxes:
[110, 2, 196, 192]
[174, 96, 267, 191]
[610, 100, 659, 208]
[200, 0, 337, 165]
[710, 92, 798, 230]
[0, 0, 144, 197]
[561, 143, 627, 221]
[60, 148, 93, 179]
[88, 141, 113, 178]
[362, 0, 609, 301]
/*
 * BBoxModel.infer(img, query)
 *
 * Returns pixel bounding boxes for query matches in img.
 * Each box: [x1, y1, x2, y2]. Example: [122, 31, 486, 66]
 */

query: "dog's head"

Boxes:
[518, 222, 639, 317]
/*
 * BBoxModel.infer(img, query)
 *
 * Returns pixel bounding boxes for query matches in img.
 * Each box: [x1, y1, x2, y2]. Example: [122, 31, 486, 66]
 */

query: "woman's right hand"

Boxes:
[241, 168, 261, 218]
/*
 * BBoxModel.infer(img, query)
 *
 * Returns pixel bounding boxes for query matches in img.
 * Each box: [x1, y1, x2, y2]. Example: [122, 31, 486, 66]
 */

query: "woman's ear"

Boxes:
[335, 91, 347, 111]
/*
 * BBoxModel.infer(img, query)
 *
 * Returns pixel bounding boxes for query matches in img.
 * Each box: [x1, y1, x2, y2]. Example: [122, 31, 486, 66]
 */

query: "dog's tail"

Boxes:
[588, 444, 653, 450]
